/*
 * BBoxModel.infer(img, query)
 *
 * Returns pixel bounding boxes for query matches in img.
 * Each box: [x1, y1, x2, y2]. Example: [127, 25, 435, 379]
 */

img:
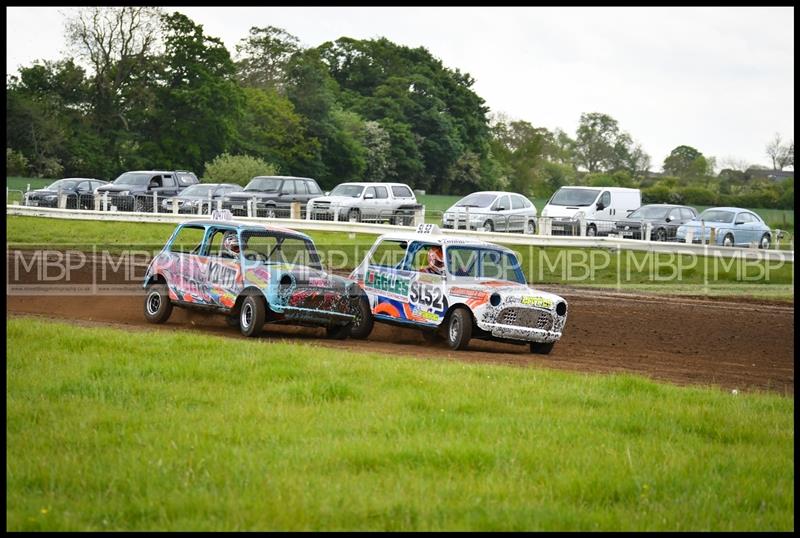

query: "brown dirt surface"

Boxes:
[6, 250, 794, 395]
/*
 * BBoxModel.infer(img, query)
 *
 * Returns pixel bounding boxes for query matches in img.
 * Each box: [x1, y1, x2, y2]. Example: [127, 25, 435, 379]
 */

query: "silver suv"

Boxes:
[307, 182, 421, 225]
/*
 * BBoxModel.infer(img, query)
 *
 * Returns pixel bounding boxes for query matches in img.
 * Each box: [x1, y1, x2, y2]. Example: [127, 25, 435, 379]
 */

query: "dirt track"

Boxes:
[6, 250, 795, 395]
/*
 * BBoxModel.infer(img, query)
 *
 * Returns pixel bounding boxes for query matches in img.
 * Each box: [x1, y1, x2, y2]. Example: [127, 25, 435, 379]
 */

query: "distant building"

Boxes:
[745, 168, 794, 182]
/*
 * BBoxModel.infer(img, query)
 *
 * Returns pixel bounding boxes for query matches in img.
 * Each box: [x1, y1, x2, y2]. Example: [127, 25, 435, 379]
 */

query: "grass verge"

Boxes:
[6, 317, 794, 531]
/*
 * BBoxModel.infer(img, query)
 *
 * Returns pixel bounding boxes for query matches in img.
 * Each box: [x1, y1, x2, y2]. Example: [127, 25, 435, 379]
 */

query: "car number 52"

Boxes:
[410, 281, 444, 310]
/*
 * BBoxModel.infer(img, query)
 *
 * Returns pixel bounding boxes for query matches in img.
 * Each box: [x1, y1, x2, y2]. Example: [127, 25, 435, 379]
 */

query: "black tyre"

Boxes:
[326, 323, 352, 340]
[446, 308, 473, 350]
[349, 296, 374, 339]
[348, 208, 361, 222]
[654, 228, 667, 241]
[759, 233, 771, 249]
[586, 224, 597, 237]
[239, 295, 266, 337]
[265, 205, 277, 218]
[144, 283, 173, 324]
[530, 341, 555, 355]
[482, 220, 494, 232]
[722, 233, 735, 247]
[526, 220, 536, 234]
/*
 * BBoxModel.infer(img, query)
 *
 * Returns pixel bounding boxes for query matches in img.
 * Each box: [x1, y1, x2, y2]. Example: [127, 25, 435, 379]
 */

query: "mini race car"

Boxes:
[142, 211, 360, 338]
[348, 224, 568, 353]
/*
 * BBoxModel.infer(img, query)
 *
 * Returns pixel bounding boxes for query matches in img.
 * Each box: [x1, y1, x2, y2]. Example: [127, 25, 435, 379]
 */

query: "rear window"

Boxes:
[169, 225, 206, 254]
[306, 180, 322, 195]
[177, 173, 198, 186]
[391, 186, 414, 198]
[375, 186, 389, 199]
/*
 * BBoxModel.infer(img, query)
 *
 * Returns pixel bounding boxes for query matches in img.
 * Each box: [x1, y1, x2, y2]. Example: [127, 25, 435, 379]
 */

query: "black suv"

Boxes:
[24, 178, 108, 209]
[614, 204, 698, 241]
[95, 170, 199, 212]
[222, 176, 323, 217]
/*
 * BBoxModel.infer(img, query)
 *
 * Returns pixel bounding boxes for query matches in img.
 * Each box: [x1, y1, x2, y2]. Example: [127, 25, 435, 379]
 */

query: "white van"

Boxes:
[540, 186, 641, 236]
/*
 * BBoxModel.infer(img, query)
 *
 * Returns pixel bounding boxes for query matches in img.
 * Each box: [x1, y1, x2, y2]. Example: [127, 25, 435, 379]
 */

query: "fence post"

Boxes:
[577, 216, 585, 236]
[153, 192, 158, 213]
[709, 227, 716, 246]
[464, 206, 470, 231]
[414, 206, 425, 227]
[58, 188, 67, 209]
[217, 199, 222, 214]
[290, 201, 301, 220]
[172, 198, 179, 214]
[103, 191, 109, 211]
[644, 222, 653, 241]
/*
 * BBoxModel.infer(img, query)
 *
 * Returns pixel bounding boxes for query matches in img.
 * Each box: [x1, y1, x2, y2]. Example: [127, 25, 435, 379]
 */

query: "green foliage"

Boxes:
[678, 185, 718, 206]
[235, 26, 300, 92]
[6, 148, 30, 176]
[663, 145, 710, 180]
[586, 170, 634, 188]
[203, 153, 279, 185]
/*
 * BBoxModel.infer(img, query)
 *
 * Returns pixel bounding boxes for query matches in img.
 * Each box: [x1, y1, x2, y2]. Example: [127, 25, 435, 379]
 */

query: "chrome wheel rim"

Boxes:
[724, 235, 733, 247]
[241, 302, 253, 328]
[761, 236, 769, 249]
[527, 221, 534, 233]
[146, 291, 161, 315]
[449, 316, 460, 343]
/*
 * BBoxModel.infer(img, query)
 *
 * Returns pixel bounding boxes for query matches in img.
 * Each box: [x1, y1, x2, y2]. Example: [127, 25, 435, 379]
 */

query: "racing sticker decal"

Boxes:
[365, 268, 411, 302]
[520, 296, 554, 308]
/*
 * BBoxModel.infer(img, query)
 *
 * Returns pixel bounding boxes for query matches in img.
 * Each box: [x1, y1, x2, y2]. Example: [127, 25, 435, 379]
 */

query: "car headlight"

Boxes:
[42, 194, 57, 199]
[117, 190, 130, 196]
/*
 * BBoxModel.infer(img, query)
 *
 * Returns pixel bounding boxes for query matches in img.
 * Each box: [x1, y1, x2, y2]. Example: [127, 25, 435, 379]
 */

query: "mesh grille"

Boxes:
[498, 307, 554, 331]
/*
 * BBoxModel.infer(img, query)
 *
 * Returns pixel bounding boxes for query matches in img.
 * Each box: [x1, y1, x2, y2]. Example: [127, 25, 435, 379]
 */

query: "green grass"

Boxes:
[6, 317, 794, 531]
[6, 215, 794, 294]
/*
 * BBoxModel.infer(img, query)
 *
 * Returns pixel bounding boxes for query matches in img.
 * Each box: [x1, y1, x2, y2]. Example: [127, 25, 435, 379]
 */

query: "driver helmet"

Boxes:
[222, 231, 241, 257]
[427, 246, 444, 274]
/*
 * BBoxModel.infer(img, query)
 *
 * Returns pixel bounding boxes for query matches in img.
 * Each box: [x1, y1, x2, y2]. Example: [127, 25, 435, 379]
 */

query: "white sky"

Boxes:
[6, 6, 795, 171]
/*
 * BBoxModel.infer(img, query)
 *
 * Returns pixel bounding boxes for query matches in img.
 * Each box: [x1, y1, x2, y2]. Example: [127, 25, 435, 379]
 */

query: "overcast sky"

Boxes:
[6, 6, 795, 170]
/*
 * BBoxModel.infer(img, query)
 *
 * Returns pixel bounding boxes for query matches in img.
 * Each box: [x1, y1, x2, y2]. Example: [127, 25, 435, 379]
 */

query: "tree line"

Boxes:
[5, 7, 794, 209]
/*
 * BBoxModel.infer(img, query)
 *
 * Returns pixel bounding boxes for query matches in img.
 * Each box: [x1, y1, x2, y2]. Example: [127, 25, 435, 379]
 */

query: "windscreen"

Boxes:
[179, 185, 215, 197]
[113, 172, 152, 186]
[245, 178, 281, 191]
[627, 206, 671, 219]
[455, 193, 496, 208]
[446, 247, 525, 284]
[699, 210, 734, 223]
[241, 231, 322, 269]
[330, 184, 365, 197]
[45, 179, 81, 190]
[548, 188, 599, 206]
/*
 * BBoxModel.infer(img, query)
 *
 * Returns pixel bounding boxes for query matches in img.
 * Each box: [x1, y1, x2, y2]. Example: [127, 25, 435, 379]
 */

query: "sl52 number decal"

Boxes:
[409, 281, 444, 310]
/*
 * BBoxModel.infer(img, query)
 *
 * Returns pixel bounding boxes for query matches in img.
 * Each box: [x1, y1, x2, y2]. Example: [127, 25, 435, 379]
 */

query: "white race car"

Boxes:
[348, 224, 568, 353]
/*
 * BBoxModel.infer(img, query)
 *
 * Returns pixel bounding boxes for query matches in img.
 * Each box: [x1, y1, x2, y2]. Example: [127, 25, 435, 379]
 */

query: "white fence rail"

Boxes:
[6, 203, 794, 263]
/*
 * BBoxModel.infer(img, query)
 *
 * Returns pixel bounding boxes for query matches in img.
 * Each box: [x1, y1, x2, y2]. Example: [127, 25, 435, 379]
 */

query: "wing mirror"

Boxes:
[596, 201, 605, 210]
[494, 206, 506, 211]
[665, 216, 672, 222]
[364, 193, 375, 199]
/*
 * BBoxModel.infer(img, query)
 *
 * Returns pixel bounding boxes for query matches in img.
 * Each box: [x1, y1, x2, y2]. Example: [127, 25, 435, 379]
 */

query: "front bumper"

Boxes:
[478, 304, 567, 344]
[479, 322, 563, 344]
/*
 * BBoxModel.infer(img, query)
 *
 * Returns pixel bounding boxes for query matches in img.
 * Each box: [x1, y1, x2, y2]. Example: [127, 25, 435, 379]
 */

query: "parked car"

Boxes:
[307, 182, 421, 225]
[221, 176, 323, 217]
[142, 213, 361, 338]
[676, 207, 773, 248]
[161, 183, 244, 214]
[540, 186, 641, 236]
[442, 191, 538, 233]
[614, 204, 698, 241]
[347, 223, 568, 353]
[23, 178, 108, 209]
[95, 170, 199, 212]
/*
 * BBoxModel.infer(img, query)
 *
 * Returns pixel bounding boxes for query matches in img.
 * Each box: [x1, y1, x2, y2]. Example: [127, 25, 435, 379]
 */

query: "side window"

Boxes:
[169, 225, 207, 255]
[76, 181, 90, 191]
[406, 242, 438, 272]
[511, 196, 525, 210]
[447, 248, 479, 278]
[681, 208, 696, 221]
[368, 239, 409, 269]
[307, 181, 322, 195]
[207, 228, 234, 258]
[391, 186, 413, 198]
[747, 212, 761, 223]
[735, 213, 749, 224]
[296, 181, 309, 195]
[375, 186, 389, 199]
[521, 197, 532, 208]
[600, 191, 611, 208]
[162, 175, 176, 188]
[364, 187, 376, 199]
[280, 180, 295, 194]
[669, 208, 682, 221]
[149, 175, 163, 188]
[494, 195, 510, 211]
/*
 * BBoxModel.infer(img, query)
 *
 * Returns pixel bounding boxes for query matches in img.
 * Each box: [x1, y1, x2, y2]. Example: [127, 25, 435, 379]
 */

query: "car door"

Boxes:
[403, 241, 447, 326]
[202, 227, 243, 308]
[363, 186, 377, 220]
[279, 179, 296, 205]
[510, 195, 527, 232]
[374, 186, 391, 221]
[362, 238, 416, 320]
[157, 174, 178, 196]
[492, 195, 511, 231]
[166, 224, 211, 304]
[594, 190, 613, 233]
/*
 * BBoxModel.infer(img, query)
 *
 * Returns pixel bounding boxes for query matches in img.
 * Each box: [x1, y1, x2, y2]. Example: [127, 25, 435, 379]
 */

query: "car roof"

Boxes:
[559, 186, 640, 192]
[459, 191, 524, 196]
[251, 175, 316, 181]
[374, 230, 515, 253]
[123, 170, 191, 175]
[179, 219, 313, 240]
[703, 207, 753, 212]
[336, 182, 412, 187]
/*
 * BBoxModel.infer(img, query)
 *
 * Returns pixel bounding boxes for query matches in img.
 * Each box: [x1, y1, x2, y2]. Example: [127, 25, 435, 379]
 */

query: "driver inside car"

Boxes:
[419, 245, 445, 276]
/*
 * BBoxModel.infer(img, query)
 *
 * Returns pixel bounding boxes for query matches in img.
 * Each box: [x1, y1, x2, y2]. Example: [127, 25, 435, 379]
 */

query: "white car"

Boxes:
[307, 182, 421, 225]
[348, 224, 568, 353]
[541, 186, 641, 236]
[442, 191, 538, 233]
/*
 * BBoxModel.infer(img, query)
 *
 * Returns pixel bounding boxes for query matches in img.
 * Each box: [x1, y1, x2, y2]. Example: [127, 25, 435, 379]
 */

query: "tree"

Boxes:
[662, 145, 709, 180]
[574, 112, 625, 173]
[235, 26, 300, 93]
[64, 6, 163, 173]
[142, 12, 244, 174]
[765, 133, 792, 170]
[624, 143, 651, 182]
[489, 118, 548, 195]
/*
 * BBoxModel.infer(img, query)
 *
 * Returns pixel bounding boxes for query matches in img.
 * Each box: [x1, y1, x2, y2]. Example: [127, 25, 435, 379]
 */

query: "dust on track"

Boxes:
[6, 249, 794, 395]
